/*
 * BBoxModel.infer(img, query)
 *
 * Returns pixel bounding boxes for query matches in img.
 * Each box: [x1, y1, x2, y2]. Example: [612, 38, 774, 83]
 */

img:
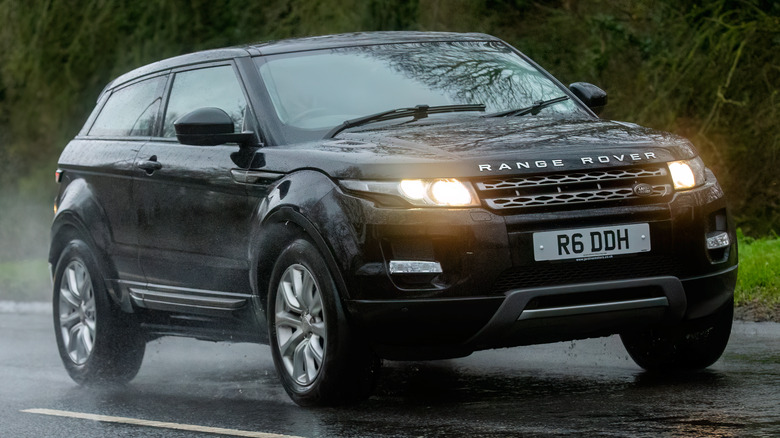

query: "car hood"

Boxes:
[255, 115, 698, 179]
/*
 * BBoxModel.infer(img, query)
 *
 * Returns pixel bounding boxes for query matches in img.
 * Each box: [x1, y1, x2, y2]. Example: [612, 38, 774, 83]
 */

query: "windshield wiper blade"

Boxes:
[487, 96, 570, 118]
[325, 103, 486, 139]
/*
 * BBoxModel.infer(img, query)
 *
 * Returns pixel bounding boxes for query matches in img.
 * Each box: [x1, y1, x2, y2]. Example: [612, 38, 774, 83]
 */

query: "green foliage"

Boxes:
[0, 0, 778, 234]
[736, 229, 780, 307]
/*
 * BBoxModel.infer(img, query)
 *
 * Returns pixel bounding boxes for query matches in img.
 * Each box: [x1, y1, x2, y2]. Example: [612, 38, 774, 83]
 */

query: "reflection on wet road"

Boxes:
[1, 310, 778, 437]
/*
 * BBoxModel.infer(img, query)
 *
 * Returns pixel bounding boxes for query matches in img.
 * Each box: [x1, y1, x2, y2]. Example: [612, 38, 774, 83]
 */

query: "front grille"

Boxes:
[491, 254, 691, 294]
[475, 166, 672, 212]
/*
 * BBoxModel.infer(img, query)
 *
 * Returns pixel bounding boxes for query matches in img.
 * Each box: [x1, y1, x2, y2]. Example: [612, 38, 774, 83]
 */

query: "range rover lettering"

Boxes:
[50, 32, 737, 406]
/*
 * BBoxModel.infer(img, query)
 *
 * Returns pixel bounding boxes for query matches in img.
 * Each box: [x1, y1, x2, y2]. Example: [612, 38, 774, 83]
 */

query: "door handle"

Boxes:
[137, 156, 163, 174]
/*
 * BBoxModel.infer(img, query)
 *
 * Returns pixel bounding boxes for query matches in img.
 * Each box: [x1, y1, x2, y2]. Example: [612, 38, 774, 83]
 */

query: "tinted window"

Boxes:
[163, 65, 247, 137]
[89, 76, 164, 137]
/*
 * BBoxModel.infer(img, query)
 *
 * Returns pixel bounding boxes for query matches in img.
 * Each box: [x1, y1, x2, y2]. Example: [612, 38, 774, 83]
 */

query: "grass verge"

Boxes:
[735, 231, 780, 321]
[0, 259, 51, 302]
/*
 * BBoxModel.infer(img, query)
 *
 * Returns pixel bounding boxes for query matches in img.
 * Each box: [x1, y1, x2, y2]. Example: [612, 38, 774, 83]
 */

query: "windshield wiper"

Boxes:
[325, 104, 486, 139]
[487, 96, 570, 118]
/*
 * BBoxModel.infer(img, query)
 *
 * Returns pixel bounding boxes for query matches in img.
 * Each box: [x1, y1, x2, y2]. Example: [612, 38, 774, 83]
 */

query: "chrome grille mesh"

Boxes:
[477, 168, 666, 190]
[475, 166, 672, 211]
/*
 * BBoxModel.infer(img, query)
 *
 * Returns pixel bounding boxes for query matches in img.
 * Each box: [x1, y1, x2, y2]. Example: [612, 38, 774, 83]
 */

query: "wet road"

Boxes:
[1, 305, 778, 437]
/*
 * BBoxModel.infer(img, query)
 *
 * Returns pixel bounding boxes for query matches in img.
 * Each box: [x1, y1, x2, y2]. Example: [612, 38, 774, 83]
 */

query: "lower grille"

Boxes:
[491, 255, 691, 294]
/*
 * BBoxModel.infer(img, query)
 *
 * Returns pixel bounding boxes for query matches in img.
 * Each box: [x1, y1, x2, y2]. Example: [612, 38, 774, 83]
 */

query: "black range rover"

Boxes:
[50, 32, 737, 406]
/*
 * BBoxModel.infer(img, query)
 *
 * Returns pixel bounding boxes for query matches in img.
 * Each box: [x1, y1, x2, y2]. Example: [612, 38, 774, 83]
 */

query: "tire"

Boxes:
[267, 238, 380, 406]
[620, 299, 733, 371]
[53, 240, 146, 384]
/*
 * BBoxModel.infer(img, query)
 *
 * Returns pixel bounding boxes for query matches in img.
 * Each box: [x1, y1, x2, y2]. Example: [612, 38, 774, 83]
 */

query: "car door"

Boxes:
[71, 75, 166, 286]
[133, 62, 256, 313]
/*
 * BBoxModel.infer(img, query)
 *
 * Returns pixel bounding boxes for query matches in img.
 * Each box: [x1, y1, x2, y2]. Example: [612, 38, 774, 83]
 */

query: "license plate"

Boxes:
[533, 223, 651, 261]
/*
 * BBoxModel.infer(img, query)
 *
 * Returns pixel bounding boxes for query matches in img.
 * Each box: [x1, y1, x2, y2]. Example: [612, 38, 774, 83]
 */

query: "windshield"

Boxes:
[256, 41, 581, 141]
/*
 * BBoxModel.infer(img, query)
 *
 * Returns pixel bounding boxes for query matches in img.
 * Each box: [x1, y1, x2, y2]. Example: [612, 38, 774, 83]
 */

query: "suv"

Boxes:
[50, 32, 737, 406]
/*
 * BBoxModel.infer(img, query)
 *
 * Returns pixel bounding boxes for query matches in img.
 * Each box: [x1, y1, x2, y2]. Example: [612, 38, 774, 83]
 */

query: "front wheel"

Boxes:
[621, 299, 733, 371]
[267, 238, 380, 406]
[53, 240, 146, 384]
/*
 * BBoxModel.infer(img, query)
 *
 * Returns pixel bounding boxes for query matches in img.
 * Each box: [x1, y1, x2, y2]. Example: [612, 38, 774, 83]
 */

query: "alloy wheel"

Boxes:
[274, 264, 327, 386]
[58, 260, 96, 365]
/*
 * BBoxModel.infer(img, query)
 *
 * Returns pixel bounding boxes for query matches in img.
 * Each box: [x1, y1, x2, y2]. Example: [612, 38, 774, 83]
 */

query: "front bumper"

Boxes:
[345, 266, 736, 359]
[324, 174, 737, 359]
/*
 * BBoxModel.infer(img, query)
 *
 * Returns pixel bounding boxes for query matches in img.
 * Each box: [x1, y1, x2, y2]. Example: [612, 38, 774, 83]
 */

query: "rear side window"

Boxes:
[162, 65, 247, 137]
[89, 76, 164, 137]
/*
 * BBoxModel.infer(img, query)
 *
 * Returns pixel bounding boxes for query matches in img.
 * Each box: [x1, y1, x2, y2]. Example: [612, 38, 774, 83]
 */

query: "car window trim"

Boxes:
[85, 72, 169, 139]
[157, 61, 254, 141]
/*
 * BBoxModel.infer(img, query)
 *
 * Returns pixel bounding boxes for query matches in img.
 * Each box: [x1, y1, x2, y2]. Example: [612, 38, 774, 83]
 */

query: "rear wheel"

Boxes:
[53, 240, 145, 384]
[621, 299, 733, 371]
[267, 238, 380, 406]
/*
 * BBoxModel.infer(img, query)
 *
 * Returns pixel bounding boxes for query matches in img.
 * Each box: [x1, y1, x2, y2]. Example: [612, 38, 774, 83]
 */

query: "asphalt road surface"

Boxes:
[2, 302, 778, 437]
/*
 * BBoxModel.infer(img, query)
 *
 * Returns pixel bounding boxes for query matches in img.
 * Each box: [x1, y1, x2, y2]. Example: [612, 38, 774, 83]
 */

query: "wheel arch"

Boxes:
[250, 206, 350, 312]
[50, 179, 126, 310]
[51, 179, 111, 260]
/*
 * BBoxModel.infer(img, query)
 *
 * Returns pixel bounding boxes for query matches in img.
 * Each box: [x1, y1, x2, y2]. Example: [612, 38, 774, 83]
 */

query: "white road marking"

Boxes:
[0, 301, 50, 314]
[21, 409, 305, 438]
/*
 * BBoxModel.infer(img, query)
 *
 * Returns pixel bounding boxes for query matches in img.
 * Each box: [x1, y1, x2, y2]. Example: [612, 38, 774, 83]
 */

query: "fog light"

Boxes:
[706, 232, 730, 250]
[389, 260, 443, 274]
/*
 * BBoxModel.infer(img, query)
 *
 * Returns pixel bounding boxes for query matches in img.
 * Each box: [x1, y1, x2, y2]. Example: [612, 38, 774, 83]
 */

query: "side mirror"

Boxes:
[174, 107, 256, 146]
[569, 82, 608, 115]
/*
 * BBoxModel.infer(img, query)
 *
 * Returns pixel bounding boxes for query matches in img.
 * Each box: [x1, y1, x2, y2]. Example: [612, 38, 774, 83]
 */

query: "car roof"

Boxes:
[248, 31, 501, 55]
[103, 31, 502, 95]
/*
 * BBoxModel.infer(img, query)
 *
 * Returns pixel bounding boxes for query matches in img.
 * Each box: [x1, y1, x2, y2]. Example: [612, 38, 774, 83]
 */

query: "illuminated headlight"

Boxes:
[429, 179, 475, 206]
[341, 178, 480, 207]
[667, 157, 706, 190]
[399, 179, 427, 200]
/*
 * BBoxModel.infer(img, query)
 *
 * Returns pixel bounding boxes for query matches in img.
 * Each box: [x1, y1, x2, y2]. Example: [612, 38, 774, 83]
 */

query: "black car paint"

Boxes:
[53, 139, 146, 285]
[244, 116, 695, 181]
[51, 32, 737, 359]
[134, 142, 253, 293]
